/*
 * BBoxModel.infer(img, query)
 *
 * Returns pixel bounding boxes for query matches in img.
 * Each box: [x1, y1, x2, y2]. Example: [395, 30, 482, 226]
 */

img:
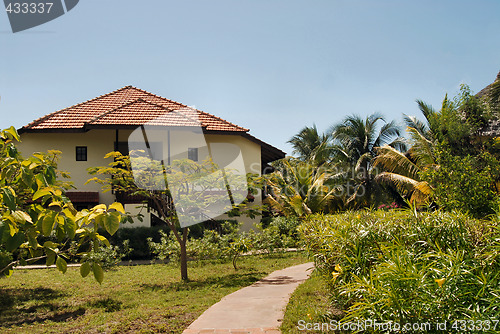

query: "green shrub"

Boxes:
[422, 150, 500, 218]
[300, 210, 500, 326]
[101, 226, 168, 260]
[81, 240, 132, 270]
[147, 218, 303, 268]
[267, 216, 301, 243]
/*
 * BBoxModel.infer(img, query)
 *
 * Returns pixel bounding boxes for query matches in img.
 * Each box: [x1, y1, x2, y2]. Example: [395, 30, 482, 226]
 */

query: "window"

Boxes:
[76, 146, 87, 161]
[188, 147, 198, 161]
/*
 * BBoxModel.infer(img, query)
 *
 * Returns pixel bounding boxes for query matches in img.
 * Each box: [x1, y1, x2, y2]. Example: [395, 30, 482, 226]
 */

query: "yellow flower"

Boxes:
[356, 215, 361, 219]
[332, 271, 340, 280]
[435, 278, 445, 288]
[307, 313, 312, 320]
[335, 264, 342, 272]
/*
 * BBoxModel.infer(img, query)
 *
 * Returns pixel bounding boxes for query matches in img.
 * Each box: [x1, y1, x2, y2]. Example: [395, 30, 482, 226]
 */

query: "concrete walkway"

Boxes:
[183, 262, 314, 334]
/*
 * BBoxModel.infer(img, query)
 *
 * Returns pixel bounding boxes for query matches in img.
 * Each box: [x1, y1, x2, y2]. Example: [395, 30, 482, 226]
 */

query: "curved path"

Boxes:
[183, 262, 314, 334]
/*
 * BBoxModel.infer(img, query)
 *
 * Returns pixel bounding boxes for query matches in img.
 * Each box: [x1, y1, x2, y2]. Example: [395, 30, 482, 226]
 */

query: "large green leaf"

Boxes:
[41, 213, 57, 236]
[103, 212, 120, 236]
[1, 187, 16, 211]
[93, 263, 104, 284]
[27, 229, 38, 248]
[46, 252, 56, 266]
[21, 169, 33, 188]
[32, 188, 52, 201]
[5, 126, 20, 141]
[64, 216, 76, 239]
[5, 232, 25, 252]
[56, 256, 67, 274]
[80, 262, 91, 277]
[11, 210, 32, 224]
[96, 234, 110, 247]
[44, 166, 56, 185]
[109, 202, 125, 214]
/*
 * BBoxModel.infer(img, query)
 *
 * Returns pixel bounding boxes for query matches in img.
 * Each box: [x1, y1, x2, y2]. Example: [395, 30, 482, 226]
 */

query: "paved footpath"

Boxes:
[183, 262, 314, 334]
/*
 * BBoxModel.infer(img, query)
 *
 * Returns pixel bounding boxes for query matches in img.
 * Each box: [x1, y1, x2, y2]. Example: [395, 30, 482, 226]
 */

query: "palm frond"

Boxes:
[373, 145, 420, 180]
[410, 181, 433, 203]
[403, 114, 431, 140]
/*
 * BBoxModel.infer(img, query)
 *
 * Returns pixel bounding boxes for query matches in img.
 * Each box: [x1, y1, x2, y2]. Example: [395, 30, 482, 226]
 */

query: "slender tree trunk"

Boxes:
[152, 196, 189, 281]
[180, 227, 189, 281]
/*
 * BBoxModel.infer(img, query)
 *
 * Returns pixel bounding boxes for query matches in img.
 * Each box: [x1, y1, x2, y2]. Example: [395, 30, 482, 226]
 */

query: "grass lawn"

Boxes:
[0, 252, 307, 334]
[281, 273, 336, 334]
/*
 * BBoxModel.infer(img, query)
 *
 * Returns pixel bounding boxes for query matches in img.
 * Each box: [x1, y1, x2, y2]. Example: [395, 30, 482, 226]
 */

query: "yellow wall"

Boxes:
[17, 130, 116, 205]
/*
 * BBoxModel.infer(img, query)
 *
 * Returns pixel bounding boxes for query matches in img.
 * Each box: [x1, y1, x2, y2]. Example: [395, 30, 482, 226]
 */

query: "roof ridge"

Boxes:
[127, 86, 189, 108]
[86, 97, 204, 127]
[21, 86, 249, 133]
[129, 86, 247, 131]
[198, 109, 249, 132]
[86, 97, 152, 125]
[23, 86, 134, 129]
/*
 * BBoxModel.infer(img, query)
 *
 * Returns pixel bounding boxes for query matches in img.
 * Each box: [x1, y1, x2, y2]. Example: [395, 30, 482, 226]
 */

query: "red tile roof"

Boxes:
[21, 86, 248, 132]
[20, 86, 286, 163]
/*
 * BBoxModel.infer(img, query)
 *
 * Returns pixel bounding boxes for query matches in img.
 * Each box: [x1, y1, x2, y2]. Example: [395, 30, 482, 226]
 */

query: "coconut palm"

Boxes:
[373, 102, 439, 205]
[264, 158, 343, 216]
[287, 125, 333, 166]
[373, 145, 434, 204]
[330, 113, 404, 207]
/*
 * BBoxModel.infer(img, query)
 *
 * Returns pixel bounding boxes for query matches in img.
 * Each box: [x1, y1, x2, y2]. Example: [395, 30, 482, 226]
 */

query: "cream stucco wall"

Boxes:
[205, 134, 262, 231]
[17, 130, 116, 205]
[17, 129, 263, 230]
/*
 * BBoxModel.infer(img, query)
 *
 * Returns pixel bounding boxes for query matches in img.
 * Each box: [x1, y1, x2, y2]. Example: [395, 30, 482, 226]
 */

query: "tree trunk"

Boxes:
[151, 196, 189, 281]
[180, 227, 189, 281]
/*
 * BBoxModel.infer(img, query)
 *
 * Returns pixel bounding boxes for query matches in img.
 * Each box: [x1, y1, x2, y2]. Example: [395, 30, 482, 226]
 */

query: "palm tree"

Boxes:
[330, 113, 404, 207]
[373, 102, 438, 205]
[287, 125, 333, 166]
[264, 158, 343, 216]
[373, 145, 433, 204]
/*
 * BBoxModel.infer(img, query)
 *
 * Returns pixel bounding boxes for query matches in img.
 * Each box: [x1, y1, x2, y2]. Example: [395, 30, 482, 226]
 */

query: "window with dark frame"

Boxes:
[76, 146, 87, 161]
[188, 147, 198, 161]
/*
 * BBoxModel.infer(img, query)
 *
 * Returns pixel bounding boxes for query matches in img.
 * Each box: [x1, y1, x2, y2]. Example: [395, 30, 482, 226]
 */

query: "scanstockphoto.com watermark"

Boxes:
[297, 319, 500, 332]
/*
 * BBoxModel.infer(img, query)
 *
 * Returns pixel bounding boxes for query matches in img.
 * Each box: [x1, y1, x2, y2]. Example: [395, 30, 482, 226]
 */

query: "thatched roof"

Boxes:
[476, 71, 500, 136]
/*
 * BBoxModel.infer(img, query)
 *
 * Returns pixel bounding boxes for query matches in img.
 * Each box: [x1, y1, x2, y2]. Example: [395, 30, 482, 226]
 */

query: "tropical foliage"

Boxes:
[0, 127, 125, 282]
[264, 158, 343, 217]
[267, 113, 405, 212]
[373, 109, 436, 205]
[300, 210, 500, 325]
[287, 124, 333, 166]
[330, 113, 404, 206]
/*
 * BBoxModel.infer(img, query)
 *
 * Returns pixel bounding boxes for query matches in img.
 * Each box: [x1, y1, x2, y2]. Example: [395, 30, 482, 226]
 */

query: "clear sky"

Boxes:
[1, 0, 499, 154]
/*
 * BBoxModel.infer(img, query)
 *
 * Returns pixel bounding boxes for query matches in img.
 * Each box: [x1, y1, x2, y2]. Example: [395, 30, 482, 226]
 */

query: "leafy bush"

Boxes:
[148, 221, 247, 269]
[300, 210, 500, 325]
[267, 216, 301, 243]
[422, 150, 500, 218]
[100, 226, 168, 260]
[148, 217, 303, 269]
[81, 240, 132, 270]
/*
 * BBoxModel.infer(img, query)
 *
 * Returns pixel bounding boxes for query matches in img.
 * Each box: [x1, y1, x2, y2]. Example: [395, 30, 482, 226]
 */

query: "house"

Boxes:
[17, 86, 285, 229]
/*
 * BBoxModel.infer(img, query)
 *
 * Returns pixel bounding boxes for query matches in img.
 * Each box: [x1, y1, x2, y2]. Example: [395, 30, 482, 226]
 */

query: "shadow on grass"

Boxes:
[140, 271, 266, 292]
[87, 297, 123, 312]
[0, 287, 86, 328]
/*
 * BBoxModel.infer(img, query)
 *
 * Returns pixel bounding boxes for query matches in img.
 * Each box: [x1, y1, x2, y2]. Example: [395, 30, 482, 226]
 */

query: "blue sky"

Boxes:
[1, 0, 499, 154]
